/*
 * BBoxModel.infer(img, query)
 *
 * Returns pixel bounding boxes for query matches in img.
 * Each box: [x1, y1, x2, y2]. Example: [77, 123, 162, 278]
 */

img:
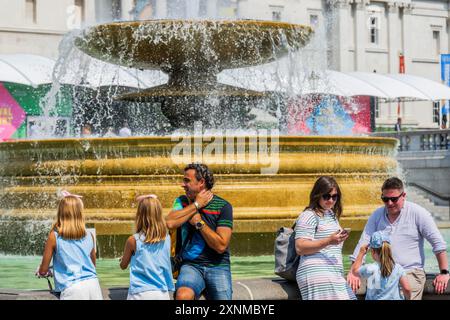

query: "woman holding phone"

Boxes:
[294, 176, 356, 300]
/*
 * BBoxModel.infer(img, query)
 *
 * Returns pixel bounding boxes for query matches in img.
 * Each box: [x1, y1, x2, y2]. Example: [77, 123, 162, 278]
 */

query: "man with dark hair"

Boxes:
[347, 177, 449, 299]
[166, 163, 233, 300]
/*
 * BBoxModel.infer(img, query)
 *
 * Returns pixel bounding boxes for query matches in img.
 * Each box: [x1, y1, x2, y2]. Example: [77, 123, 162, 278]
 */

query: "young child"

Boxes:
[353, 231, 411, 300]
[120, 194, 175, 300]
[37, 190, 103, 300]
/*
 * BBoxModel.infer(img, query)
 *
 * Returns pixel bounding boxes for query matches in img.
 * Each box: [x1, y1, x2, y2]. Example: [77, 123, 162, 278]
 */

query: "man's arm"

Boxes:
[165, 190, 213, 229]
[188, 202, 233, 254]
[417, 209, 449, 294]
[433, 251, 449, 294]
[190, 214, 232, 254]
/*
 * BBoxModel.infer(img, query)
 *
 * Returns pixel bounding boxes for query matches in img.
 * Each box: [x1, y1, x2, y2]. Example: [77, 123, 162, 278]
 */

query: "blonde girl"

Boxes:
[120, 194, 175, 300]
[353, 231, 411, 300]
[37, 190, 103, 300]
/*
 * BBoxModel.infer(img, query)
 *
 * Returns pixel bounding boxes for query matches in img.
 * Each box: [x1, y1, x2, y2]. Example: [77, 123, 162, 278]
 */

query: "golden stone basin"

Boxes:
[76, 20, 313, 72]
[0, 136, 398, 236]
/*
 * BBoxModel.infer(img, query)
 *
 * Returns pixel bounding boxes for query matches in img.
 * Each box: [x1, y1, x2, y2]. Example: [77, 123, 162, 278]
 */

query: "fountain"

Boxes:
[0, 14, 398, 257]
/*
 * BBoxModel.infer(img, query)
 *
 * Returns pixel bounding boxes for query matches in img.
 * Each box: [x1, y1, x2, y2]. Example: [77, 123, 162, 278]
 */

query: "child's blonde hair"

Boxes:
[52, 196, 86, 240]
[135, 197, 167, 243]
[372, 242, 395, 278]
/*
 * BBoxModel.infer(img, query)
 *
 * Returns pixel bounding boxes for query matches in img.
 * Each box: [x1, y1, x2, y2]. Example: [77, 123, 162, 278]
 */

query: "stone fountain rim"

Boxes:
[0, 135, 398, 147]
[86, 18, 314, 31]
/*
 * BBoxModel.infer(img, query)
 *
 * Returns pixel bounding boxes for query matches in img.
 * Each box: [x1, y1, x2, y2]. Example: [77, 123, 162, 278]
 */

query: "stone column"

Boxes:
[387, 2, 401, 73]
[401, 3, 414, 122]
[387, 1, 401, 122]
[335, 0, 352, 71]
[354, 0, 367, 71]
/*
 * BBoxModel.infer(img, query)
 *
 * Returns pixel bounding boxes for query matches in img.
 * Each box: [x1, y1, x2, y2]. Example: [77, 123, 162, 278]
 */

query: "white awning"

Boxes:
[384, 73, 450, 101]
[0, 53, 168, 89]
[346, 72, 430, 101]
[0, 54, 55, 87]
[219, 61, 450, 101]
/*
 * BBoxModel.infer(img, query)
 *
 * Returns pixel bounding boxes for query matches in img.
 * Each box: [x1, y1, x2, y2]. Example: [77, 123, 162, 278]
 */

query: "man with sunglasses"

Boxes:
[347, 177, 448, 299]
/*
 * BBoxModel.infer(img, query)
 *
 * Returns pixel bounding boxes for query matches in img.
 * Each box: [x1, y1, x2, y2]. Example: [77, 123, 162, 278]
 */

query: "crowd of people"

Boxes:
[36, 163, 449, 300]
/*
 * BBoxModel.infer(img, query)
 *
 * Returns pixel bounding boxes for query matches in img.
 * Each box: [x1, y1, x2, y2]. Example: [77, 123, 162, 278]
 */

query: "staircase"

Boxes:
[406, 187, 450, 224]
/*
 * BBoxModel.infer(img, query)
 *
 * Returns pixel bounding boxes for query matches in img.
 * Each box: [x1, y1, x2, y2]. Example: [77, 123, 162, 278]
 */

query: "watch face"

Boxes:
[441, 269, 449, 275]
[196, 221, 203, 229]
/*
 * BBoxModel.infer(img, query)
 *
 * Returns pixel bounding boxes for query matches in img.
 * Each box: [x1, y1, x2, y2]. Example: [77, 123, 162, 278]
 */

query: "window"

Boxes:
[26, 0, 37, 24]
[433, 30, 440, 56]
[433, 101, 440, 123]
[310, 15, 319, 27]
[369, 16, 379, 44]
[270, 5, 283, 21]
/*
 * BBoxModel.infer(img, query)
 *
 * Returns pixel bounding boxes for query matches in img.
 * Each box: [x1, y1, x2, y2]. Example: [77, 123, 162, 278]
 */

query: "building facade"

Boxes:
[0, 0, 449, 129]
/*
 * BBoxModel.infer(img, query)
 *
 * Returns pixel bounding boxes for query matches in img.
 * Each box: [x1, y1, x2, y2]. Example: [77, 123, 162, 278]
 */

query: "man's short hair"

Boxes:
[382, 177, 404, 192]
[184, 163, 215, 190]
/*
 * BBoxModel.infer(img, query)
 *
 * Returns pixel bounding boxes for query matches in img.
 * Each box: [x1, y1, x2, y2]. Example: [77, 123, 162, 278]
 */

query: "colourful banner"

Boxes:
[0, 83, 26, 141]
[287, 95, 371, 135]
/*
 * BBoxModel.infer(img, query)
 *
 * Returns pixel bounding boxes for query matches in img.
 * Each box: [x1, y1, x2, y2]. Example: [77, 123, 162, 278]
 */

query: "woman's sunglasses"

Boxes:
[380, 193, 404, 203]
[322, 194, 339, 201]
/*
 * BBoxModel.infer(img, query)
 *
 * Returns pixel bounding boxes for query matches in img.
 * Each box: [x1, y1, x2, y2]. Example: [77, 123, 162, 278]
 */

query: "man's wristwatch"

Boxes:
[195, 220, 205, 230]
[193, 201, 200, 211]
[440, 269, 449, 275]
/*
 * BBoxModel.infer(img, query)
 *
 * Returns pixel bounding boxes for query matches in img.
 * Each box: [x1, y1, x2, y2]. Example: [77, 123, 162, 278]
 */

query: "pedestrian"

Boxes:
[36, 190, 103, 300]
[347, 177, 449, 300]
[165, 163, 233, 300]
[119, 194, 175, 300]
[294, 176, 356, 300]
[352, 231, 411, 300]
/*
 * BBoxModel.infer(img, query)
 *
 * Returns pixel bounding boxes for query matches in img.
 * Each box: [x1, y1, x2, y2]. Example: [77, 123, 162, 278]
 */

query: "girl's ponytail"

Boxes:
[379, 242, 395, 278]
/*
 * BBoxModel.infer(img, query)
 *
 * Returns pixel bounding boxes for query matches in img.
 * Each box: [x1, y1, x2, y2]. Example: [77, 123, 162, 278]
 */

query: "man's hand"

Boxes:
[433, 273, 449, 294]
[347, 270, 361, 293]
[195, 190, 213, 208]
[189, 213, 202, 226]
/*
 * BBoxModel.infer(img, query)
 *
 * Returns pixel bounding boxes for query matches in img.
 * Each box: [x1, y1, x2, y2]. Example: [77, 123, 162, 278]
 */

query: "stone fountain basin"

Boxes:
[75, 19, 314, 72]
[0, 135, 397, 222]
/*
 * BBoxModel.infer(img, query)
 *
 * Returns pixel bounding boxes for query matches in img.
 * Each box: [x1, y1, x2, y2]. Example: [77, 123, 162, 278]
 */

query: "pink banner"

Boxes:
[0, 83, 26, 141]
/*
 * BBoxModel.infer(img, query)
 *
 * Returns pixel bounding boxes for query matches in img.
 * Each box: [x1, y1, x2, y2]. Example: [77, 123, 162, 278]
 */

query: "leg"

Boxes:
[405, 269, 426, 300]
[204, 266, 232, 300]
[175, 264, 205, 300]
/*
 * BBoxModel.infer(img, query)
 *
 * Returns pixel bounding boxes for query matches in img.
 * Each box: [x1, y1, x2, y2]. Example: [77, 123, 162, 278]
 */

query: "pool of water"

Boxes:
[1, 229, 448, 290]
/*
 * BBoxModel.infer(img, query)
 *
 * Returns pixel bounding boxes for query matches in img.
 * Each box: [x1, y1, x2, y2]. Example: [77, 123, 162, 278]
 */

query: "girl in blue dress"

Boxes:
[120, 194, 175, 300]
[353, 231, 411, 300]
[37, 190, 103, 300]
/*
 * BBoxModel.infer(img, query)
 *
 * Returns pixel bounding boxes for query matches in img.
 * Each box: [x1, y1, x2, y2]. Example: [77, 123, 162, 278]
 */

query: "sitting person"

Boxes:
[352, 231, 411, 300]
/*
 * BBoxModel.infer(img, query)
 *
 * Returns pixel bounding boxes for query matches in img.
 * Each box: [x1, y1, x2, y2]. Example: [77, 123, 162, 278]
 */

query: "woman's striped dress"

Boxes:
[295, 209, 356, 300]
